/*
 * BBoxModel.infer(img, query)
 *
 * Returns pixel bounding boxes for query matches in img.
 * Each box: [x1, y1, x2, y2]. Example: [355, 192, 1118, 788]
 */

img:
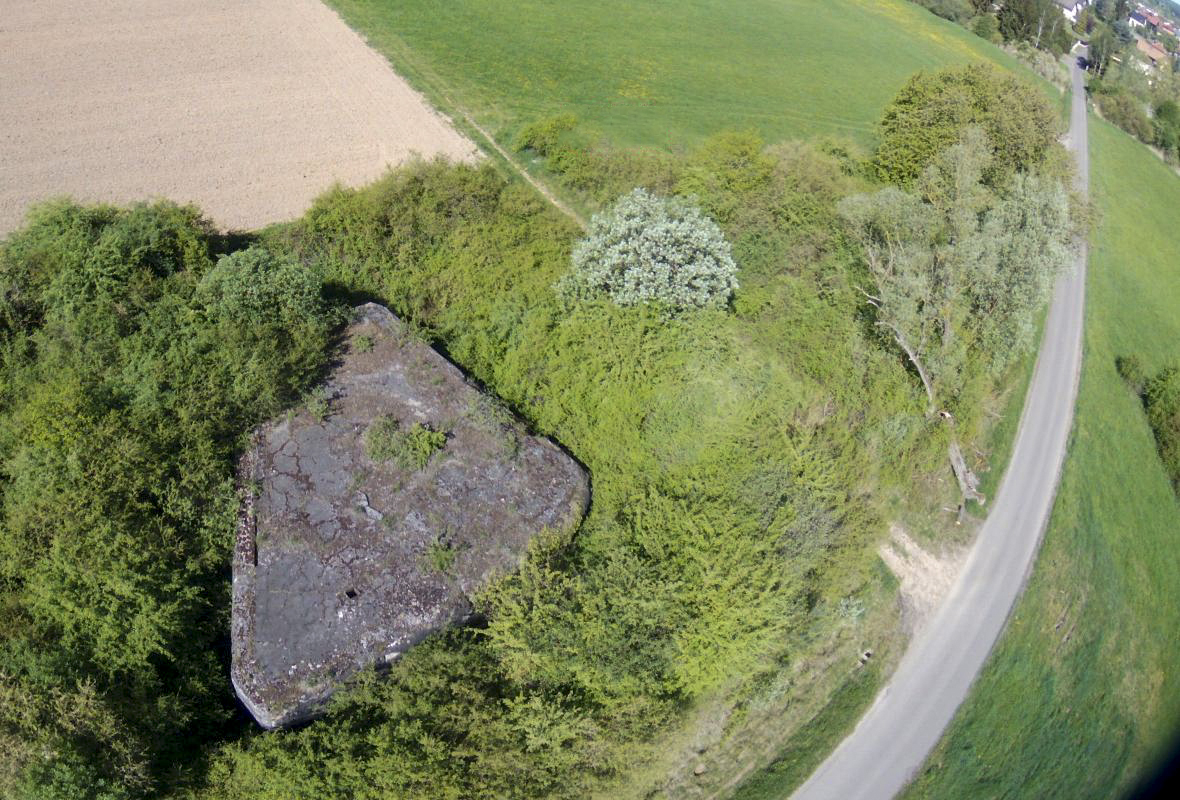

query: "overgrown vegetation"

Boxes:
[1119, 358, 1180, 490]
[1144, 367, 1180, 489]
[0, 50, 1083, 798]
[365, 417, 447, 470]
[1090, 68, 1180, 161]
[1093, 82, 1156, 142]
[194, 147, 899, 799]
[0, 204, 335, 799]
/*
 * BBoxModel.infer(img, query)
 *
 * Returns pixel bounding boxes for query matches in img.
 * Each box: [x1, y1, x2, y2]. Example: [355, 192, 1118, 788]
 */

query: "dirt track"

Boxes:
[0, 0, 477, 236]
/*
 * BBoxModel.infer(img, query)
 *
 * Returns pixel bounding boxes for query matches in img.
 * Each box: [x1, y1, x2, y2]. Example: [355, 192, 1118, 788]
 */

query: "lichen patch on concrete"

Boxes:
[231, 304, 588, 728]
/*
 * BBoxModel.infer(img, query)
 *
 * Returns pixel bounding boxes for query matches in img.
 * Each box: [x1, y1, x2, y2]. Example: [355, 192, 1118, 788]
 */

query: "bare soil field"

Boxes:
[0, 0, 477, 236]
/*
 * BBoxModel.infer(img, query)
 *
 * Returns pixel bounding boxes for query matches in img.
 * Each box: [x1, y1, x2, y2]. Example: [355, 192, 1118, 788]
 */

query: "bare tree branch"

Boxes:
[877, 321, 936, 414]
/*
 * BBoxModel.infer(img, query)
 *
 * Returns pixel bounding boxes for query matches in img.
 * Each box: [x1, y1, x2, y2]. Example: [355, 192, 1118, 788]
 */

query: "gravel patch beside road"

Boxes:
[0, 0, 478, 236]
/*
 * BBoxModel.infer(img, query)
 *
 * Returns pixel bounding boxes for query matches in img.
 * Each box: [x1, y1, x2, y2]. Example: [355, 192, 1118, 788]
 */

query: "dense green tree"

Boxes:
[1089, 24, 1120, 73]
[0, 202, 335, 797]
[874, 64, 1061, 188]
[971, 12, 1001, 41]
[843, 127, 1075, 507]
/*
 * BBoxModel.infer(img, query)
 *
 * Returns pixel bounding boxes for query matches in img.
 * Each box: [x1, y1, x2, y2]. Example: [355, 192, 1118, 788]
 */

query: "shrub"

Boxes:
[306, 386, 332, 421]
[424, 539, 458, 573]
[1095, 90, 1154, 143]
[998, 0, 1074, 54]
[874, 64, 1060, 187]
[513, 113, 579, 156]
[971, 13, 1002, 43]
[912, 0, 974, 24]
[365, 417, 447, 470]
[1145, 367, 1180, 489]
[1116, 354, 1146, 393]
[559, 188, 738, 312]
[197, 245, 334, 411]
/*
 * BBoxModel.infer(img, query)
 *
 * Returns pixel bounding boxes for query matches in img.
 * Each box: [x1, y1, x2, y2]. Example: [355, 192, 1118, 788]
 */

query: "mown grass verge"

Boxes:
[731, 659, 886, 800]
[904, 118, 1180, 800]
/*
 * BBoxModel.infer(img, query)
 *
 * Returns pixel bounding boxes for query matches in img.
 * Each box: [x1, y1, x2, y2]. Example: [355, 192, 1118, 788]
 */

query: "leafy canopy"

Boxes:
[560, 188, 738, 313]
[874, 63, 1060, 188]
[842, 127, 1075, 409]
[0, 201, 335, 799]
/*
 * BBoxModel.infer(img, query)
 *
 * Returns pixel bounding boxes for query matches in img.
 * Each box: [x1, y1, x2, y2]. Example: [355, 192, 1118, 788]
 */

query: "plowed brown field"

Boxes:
[0, 0, 477, 235]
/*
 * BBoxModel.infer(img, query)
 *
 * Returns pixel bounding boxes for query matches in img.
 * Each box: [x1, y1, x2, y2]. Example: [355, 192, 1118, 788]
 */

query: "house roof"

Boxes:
[1137, 36, 1169, 62]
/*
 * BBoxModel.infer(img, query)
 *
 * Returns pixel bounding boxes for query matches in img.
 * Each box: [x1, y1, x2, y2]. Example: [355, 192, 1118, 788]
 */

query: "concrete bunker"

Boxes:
[231, 304, 589, 729]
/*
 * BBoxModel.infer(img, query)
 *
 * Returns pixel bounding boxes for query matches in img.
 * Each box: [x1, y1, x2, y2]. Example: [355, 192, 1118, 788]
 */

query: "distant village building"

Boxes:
[1136, 34, 1170, 67]
[1130, 3, 1165, 32]
[1057, 0, 1091, 24]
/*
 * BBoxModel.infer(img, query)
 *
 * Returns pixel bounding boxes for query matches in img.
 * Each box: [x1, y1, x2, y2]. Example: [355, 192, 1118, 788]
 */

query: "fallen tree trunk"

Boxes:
[948, 438, 984, 506]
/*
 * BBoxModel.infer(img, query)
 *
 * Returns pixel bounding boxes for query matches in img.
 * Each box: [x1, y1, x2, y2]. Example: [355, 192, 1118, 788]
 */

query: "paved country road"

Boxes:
[791, 60, 1090, 800]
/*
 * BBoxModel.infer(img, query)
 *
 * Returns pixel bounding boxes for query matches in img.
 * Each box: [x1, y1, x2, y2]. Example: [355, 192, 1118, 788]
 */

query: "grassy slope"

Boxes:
[904, 119, 1180, 799]
[326, 0, 1026, 150]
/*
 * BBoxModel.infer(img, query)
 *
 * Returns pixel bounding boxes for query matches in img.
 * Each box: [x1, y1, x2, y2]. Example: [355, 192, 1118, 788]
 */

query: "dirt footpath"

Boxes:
[0, 0, 477, 236]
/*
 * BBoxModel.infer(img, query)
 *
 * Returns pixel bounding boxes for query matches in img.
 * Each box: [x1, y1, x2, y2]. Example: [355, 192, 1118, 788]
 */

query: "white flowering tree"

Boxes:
[560, 188, 738, 312]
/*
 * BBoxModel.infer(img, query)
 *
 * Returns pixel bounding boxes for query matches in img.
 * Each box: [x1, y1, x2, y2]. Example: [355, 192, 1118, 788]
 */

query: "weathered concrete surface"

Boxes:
[232, 304, 588, 729]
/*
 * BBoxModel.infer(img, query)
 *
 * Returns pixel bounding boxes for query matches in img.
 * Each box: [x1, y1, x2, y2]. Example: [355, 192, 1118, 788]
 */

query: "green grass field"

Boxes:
[327, 0, 1027, 150]
[903, 119, 1180, 799]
